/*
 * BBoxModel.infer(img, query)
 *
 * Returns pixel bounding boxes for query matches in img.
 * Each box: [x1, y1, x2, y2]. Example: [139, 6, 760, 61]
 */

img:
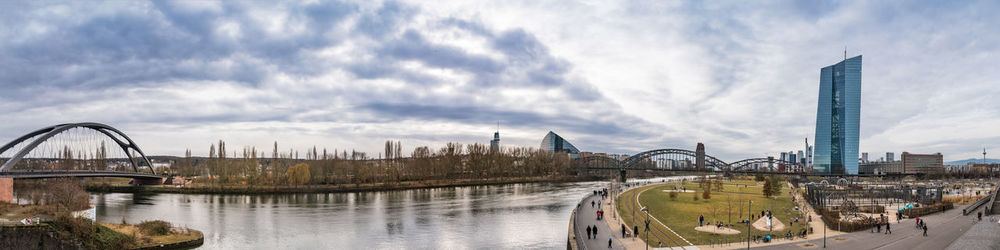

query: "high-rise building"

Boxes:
[814, 55, 862, 175]
[861, 152, 869, 163]
[540, 131, 580, 156]
[807, 145, 813, 166]
[886, 152, 895, 162]
[781, 152, 789, 162]
[797, 150, 805, 165]
[490, 131, 500, 153]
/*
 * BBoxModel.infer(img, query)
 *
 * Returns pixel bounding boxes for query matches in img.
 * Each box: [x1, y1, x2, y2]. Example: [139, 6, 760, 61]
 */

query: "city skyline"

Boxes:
[2, 1, 999, 161]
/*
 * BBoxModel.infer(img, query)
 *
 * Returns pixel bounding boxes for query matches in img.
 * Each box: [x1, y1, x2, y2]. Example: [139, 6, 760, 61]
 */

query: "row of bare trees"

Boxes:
[167, 140, 576, 186]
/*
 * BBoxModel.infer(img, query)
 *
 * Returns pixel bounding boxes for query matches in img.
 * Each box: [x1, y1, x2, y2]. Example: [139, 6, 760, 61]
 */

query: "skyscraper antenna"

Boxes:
[497, 121, 500, 133]
[844, 46, 847, 60]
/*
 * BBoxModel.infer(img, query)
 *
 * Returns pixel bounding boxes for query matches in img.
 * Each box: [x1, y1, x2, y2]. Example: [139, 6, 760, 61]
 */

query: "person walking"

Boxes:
[622, 224, 627, 238]
[699, 214, 704, 226]
[587, 225, 592, 239]
[885, 221, 891, 234]
[922, 224, 927, 237]
[594, 226, 598, 239]
[608, 236, 613, 248]
[634, 225, 639, 238]
[592, 200, 595, 208]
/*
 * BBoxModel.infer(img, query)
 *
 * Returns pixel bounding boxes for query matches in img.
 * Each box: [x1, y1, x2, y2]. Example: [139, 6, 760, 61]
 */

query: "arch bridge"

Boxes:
[573, 147, 806, 176]
[0, 123, 163, 180]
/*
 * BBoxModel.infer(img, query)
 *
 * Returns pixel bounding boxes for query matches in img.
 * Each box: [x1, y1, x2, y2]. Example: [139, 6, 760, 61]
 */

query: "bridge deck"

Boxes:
[0, 170, 163, 180]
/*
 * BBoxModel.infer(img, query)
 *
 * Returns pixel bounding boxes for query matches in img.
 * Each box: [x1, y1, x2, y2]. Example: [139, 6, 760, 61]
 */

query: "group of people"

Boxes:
[915, 217, 928, 236]
[584, 225, 613, 248]
[868, 214, 892, 234]
[621, 224, 638, 239]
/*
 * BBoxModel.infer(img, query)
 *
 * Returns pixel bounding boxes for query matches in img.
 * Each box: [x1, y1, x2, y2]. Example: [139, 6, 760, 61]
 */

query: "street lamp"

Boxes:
[822, 214, 826, 248]
[642, 206, 650, 250]
[747, 200, 752, 249]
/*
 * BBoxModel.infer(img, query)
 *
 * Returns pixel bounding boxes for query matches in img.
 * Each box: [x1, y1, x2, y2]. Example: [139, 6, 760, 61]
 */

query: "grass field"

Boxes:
[618, 178, 810, 246]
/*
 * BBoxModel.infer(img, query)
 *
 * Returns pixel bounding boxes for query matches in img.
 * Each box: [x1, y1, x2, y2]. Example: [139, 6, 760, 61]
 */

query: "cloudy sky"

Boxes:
[1, 0, 998, 161]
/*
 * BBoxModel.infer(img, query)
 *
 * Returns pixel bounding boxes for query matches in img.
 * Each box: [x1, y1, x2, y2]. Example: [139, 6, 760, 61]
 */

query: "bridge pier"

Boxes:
[0, 178, 12, 203]
[131, 178, 164, 186]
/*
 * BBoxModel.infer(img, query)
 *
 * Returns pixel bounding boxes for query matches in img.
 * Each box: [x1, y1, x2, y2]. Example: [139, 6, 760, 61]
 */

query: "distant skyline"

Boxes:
[1, 1, 999, 161]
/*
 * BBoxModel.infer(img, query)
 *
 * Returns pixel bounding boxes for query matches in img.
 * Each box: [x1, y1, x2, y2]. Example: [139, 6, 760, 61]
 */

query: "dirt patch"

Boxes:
[694, 225, 741, 235]
[752, 216, 785, 231]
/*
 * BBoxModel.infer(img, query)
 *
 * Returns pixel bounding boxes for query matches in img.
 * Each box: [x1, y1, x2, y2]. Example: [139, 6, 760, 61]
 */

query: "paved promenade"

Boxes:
[575, 194, 626, 250]
[946, 214, 1000, 250]
[757, 202, 981, 250]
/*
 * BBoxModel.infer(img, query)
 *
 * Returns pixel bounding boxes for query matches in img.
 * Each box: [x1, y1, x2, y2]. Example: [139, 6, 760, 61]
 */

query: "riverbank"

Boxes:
[0, 217, 202, 250]
[85, 175, 599, 194]
[101, 222, 203, 250]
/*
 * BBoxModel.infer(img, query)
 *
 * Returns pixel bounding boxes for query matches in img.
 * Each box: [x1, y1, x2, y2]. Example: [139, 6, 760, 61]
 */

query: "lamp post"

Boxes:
[642, 206, 650, 250]
[747, 200, 752, 249]
[822, 214, 826, 248]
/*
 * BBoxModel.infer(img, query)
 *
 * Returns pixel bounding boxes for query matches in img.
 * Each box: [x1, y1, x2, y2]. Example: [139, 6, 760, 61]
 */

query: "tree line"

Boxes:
[167, 140, 577, 186]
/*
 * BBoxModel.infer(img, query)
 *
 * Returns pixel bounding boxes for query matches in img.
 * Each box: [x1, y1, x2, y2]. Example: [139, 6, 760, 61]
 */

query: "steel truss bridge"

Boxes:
[0, 123, 163, 180]
[573, 147, 904, 177]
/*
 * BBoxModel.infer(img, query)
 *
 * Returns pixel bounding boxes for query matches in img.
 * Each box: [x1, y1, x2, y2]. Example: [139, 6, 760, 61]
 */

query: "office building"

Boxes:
[886, 152, 895, 162]
[540, 131, 580, 156]
[813, 55, 862, 175]
[861, 152, 869, 163]
[902, 152, 944, 175]
[859, 161, 902, 175]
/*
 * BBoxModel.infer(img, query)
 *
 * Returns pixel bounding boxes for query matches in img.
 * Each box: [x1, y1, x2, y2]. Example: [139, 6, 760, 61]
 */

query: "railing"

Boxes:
[987, 184, 1000, 214]
[568, 194, 593, 250]
[963, 195, 992, 215]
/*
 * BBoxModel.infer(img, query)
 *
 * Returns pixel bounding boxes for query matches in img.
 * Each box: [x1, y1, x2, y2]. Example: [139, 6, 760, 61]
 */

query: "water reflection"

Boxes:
[91, 181, 609, 249]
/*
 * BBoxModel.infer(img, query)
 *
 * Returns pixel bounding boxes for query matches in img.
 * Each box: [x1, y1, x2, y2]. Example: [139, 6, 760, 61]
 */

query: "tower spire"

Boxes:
[844, 46, 847, 60]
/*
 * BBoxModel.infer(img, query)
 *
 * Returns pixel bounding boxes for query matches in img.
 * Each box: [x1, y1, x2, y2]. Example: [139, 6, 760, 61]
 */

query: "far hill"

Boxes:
[946, 158, 1000, 165]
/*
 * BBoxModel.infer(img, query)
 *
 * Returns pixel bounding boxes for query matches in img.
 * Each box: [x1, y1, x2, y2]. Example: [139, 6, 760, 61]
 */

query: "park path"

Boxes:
[576, 194, 627, 250]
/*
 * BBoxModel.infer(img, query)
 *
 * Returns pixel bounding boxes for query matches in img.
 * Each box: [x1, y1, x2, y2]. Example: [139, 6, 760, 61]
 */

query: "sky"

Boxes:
[1, 0, 999, 162]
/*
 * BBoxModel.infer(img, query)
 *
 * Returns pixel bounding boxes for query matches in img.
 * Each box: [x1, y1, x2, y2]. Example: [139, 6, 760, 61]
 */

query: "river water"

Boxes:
[90, 181, 612, 249]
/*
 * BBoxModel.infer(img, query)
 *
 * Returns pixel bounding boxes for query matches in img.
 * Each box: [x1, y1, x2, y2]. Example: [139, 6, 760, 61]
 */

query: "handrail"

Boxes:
[987, 184, 1000, 214]
[963, 195, 992, 215]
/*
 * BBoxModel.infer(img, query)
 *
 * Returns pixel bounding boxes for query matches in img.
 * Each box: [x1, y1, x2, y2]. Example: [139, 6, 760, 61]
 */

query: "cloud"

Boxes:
[0, 0, 998, 162]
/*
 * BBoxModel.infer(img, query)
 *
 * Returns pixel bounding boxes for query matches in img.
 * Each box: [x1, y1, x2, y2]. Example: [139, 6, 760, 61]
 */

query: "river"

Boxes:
[91, 181, 613, 249]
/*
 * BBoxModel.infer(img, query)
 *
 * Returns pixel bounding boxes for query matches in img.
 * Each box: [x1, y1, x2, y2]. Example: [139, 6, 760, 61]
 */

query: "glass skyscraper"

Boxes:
[814, 55, 861, 175]
[540, 131, 580, 155]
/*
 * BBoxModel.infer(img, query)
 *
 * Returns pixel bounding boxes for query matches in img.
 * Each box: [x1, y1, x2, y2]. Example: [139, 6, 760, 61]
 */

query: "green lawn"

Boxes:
[636, 180, 809, 245]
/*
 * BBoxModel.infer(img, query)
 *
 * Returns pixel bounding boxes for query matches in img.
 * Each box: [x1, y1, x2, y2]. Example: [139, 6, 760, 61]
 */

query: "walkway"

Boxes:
[576, 194, 626, 250]
[757, 202, 981, 250]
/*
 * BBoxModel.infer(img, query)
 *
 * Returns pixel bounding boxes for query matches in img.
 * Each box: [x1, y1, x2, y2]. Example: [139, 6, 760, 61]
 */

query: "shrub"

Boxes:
[702, 189, 711, 200]
[693, 191, 700, 201]
[899, 202, 953, 218]
[51, 214, 135, 249]
[137, 220, 172, 236]
[669, 191, 678, 200]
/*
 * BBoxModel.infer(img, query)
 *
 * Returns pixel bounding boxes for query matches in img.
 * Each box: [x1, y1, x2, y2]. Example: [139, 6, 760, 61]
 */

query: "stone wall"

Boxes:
[0, 225, 87, 250]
